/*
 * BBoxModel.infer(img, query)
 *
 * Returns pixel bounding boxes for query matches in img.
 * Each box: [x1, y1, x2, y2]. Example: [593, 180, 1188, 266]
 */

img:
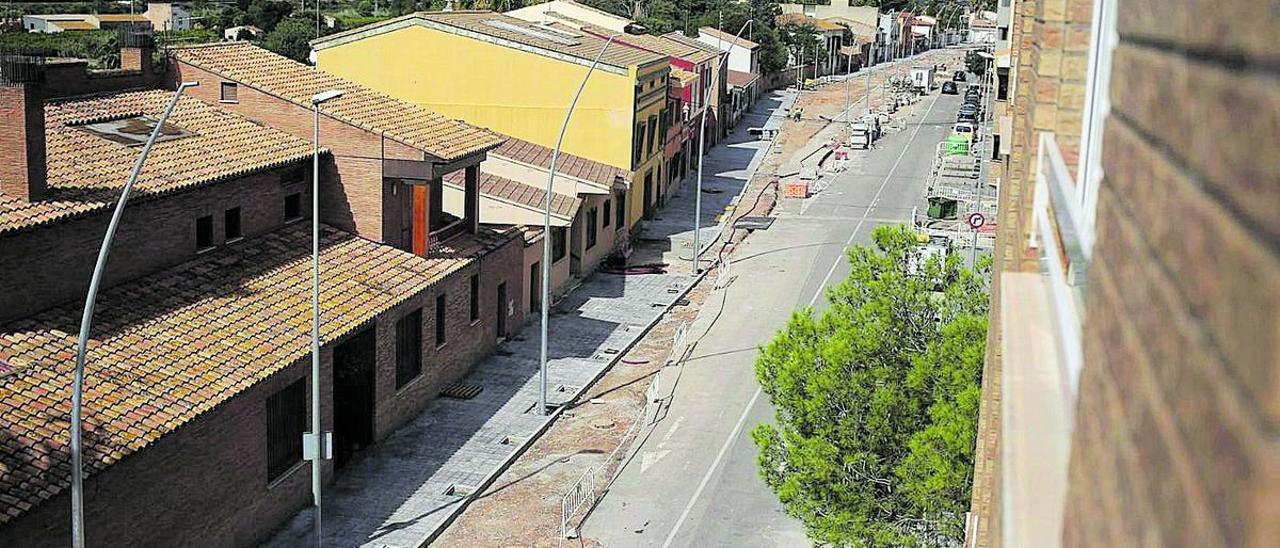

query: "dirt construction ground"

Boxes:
[433, 47, 968, 548]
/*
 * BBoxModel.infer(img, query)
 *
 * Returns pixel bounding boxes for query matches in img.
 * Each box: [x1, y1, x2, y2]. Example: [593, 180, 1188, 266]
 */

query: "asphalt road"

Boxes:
[582, 85, 964, 548]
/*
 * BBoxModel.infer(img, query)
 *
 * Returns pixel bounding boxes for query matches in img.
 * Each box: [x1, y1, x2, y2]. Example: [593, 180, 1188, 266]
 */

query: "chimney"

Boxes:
[0, 53, 48, 202]
[119, 23, 156, 74]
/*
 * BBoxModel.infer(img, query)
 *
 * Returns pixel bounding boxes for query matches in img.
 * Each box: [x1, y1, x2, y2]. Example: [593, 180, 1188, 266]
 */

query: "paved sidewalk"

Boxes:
[637, 90, 798, 272]
[263, 273, 694, 548]
[263, 88, 799, 548]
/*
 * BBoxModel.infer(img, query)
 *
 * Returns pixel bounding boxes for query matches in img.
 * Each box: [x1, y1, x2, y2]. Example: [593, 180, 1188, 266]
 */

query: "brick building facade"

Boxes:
[0, 41, 527, 547]
[969, 0, 1278, 546]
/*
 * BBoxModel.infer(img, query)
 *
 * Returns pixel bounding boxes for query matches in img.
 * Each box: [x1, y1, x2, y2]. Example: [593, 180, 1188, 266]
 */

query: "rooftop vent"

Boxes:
[483, 19, 581, 46]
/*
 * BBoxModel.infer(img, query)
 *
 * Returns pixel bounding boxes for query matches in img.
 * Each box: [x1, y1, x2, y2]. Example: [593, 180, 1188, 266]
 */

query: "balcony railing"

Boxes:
[1029, 131, 1094, 416]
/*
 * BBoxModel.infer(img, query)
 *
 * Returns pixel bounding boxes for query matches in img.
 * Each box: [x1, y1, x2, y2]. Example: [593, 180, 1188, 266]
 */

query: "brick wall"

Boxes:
[40, 59, 164, 100]
[968, 1, 1037, 545]
[373, 234, 526, 437]
[0, 163, 315, 324]
[969, 0, 1100, 544]
[0, 231, 526, 548]
[1, 355, 327, 548]
[1063, 0, 1280, 544]
[175, 61, 437, 244]
[0, 82, 46, 202]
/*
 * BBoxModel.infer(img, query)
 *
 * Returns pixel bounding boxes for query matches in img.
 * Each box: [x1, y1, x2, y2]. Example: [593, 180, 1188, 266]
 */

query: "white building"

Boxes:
[21, 15, 98, 33]
[878, 13, 899, 62]
[691, 26, 763, 128]
[505, 0, 634, 32]
[969, 12, 998, 44]
[144, 3, 192, 31]
[692, 26, 759, 75]
[20, 13, 152, 33]
[223, 25, 264, 41]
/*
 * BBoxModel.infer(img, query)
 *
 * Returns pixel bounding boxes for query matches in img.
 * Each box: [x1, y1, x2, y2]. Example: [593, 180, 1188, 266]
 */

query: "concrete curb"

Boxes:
[422, 267, 711, 546]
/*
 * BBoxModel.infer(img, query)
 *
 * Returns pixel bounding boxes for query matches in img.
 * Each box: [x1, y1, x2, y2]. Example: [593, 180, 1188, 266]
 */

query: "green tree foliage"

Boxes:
[263, 15, 315, 61]
[248, 0, 294, 32]
[0, 30, 117, 65]
[778, 19, 824, 70]
[965, 50, 987, 76]
[752, 225, 989, 546]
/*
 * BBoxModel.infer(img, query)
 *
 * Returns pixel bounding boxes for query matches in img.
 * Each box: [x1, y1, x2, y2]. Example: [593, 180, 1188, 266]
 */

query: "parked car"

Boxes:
[957, 111, 978, 123]
[954, 122, 976, 134]
[954, 70, 967, 82]
[942, 81, 959, 94]
[959, 105, 979, 116]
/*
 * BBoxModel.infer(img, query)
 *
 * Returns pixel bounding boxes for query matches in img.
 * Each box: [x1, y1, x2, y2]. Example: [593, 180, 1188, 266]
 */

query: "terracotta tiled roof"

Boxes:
[695, 27, 760, 50]
[313, 11, 664, 70]
[491, 135, 627, 187]
[777, 13, 845, 33]
[0, 222, 515, 524]
[727, 69, 759, 88]
[0, 90, 315, 235]
[50, 20, 97, 30]
[586, 26, 716, 65]
[171, 42, 504, 161]
[443, 170, 580, 219]
[95, 14, 148, 22]
[661, 31, 723, 57]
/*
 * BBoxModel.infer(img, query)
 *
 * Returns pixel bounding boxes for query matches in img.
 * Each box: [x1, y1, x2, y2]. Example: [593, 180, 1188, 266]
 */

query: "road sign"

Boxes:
[967, 212, 986, 229]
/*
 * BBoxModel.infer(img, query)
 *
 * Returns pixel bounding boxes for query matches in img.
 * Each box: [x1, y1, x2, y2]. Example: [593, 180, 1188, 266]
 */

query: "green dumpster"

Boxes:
[944, 134, 970, 155]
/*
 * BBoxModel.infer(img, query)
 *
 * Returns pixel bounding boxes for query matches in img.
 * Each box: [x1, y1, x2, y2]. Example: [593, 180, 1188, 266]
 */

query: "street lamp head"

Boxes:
[976, 51, 995, 59]
[311, 89, 345, 105]
[177, 81, 199, 89]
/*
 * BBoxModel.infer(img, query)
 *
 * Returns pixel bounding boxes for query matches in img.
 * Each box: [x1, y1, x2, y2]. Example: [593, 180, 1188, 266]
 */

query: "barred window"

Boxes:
[396, 310, 422, 388]
[266, 378, 306, 482]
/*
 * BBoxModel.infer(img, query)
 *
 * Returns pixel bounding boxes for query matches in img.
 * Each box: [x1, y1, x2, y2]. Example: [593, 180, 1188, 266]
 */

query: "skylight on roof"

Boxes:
[483, 19, 581, 46]
[76, 115, 194, 146]
[537, 23, 582, 39]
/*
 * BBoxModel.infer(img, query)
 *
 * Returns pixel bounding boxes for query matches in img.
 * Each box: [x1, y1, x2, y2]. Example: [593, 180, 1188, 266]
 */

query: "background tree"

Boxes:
[248, 0, 294, 32]
[263, 15, 314, 61]
[777, 19, 823, 76]
[752, 225, 989, 546]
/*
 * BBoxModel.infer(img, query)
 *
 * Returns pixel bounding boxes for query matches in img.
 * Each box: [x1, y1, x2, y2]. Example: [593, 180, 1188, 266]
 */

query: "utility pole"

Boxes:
[844, 48, 852, 125]
[866, 38, 875, 115]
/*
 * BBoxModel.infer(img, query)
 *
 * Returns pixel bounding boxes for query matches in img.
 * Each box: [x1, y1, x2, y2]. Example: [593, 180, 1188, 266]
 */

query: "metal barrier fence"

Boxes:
[559, 359, 670, 538]
[714, 256, 733, 290]
[560, 466, 596, 539]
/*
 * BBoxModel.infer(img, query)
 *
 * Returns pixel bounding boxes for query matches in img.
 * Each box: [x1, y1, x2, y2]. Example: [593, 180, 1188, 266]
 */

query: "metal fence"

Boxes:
[559, 324, 682, 539]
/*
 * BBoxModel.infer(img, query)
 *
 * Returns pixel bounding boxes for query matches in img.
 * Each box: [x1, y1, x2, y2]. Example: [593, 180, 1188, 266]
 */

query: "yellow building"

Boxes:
[311, 10, 670, 229]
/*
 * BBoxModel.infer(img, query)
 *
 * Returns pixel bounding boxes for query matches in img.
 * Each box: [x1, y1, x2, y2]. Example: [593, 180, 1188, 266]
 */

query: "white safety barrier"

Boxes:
[560, 467, 596, 539]
[667, 323, 689, 366]
[559, 368, 666, 539]
[714, 256, 733, 290]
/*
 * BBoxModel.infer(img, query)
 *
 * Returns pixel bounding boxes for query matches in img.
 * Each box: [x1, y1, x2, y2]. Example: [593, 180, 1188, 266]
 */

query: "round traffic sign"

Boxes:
[967, 212, 986, 229]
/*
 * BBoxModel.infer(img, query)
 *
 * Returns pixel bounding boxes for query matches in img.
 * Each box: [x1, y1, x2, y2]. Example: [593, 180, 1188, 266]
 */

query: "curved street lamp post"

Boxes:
[539, 23, 646, 415]
[69, 81, 200, 548]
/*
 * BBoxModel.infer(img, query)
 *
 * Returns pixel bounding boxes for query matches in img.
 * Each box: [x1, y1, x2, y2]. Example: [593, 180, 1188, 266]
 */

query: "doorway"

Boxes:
[496, 282, 508, 340]
[332, 326, 376, 469]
